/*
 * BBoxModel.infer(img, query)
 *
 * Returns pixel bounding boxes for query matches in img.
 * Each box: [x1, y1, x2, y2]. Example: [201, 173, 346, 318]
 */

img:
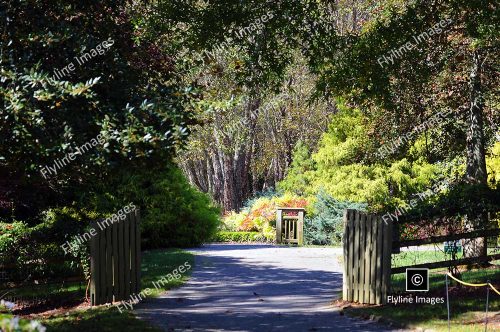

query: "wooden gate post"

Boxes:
[343, 209, 392, 305]
[276, 209, 283, 244]
[90, 209, 141, 305]
[297, 209, 304, 246]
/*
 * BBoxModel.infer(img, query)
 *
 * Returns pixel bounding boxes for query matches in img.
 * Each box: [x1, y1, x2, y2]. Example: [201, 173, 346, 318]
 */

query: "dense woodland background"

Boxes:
[0, 0, 499, 282]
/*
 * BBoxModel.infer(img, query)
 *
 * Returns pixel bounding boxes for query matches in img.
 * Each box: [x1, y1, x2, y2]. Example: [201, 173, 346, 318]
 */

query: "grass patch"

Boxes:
[12, 248, 195, 331]
[346, 255, 500, 332]
[392, 248, 499, 268]
[140, 248, 194, 297]
[392, 249, 463, 268]
[2, 248, 196, 306]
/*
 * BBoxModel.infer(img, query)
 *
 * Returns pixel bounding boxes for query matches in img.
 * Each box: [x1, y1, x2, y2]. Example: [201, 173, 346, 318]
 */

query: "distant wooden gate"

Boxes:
[90, 209, 141, 305]
[276, 208, 304, 245]
[342, 209, 392, 305]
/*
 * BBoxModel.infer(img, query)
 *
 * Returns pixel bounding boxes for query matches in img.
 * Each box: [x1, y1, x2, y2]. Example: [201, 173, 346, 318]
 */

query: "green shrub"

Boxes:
[221, 212, 246, 232]
[212, 231, 273, 243]
[305, 190, 367, 245]
[279, 107, 443, 211]
[0, 207, 97, 282]
[108, 166, 221, 248]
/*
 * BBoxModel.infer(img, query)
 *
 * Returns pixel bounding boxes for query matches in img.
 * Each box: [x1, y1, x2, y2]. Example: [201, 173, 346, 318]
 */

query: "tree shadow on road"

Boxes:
[136, 251, 398, 332]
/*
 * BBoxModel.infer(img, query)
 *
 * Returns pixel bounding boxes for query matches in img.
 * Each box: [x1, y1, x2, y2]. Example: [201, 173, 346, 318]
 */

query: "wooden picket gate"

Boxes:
[342, 209, 392, 305]
[90, 209, 141, 305]
[276, 207, 304, 245]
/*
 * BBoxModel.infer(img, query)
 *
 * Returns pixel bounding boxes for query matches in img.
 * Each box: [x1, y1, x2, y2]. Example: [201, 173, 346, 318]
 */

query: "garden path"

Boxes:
[136, 244, 407, 332]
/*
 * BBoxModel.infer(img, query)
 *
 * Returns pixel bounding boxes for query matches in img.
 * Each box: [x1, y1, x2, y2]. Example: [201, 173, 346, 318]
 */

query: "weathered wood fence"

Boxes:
[90, 209, 141, 305]
[276, 207, 304, 245]
[391, 227, 500, 274]
[343, 209, 499, 306]
[342, 209, 392, 305]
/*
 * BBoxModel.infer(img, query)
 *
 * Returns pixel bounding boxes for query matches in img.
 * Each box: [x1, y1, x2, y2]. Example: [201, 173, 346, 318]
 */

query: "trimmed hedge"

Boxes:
[212, 231, 274, 243]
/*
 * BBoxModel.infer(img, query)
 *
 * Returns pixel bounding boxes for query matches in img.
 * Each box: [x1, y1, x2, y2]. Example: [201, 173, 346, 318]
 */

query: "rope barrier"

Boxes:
[446, 273, 500, 296]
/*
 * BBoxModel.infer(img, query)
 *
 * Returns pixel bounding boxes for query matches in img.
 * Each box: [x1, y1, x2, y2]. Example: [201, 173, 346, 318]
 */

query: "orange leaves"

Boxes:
[227, 194, 310, 232]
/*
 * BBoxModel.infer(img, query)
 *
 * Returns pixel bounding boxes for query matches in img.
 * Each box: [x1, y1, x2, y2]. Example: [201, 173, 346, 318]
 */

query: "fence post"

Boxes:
[276, 209, 282, 244]
[297, 210, 304, 246]
[446, 273, 450, 332]
[124, 213, 131, 299]
[381, 217, 392, 304]
[342, 209, 350, 301]
[90, 221, 99, 306]
[105, 223, 113, 303]
[364, 214, 373, 304]
[485, 281, 490, 332]
[130, 212, 137, 298]
[135, 209, 141, 294]
[369, 215, 375, 304]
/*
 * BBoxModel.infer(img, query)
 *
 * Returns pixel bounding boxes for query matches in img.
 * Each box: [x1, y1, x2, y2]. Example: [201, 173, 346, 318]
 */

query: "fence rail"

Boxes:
[342, 209, 499, 307]
[391, 228, 500, 274]
[394, 228, 500, 249]
[90, 209, 141, 306]
[391, 253, 500, 274]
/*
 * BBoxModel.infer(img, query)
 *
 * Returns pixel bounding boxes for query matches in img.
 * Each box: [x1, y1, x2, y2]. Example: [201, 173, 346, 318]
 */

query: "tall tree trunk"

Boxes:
[211, 148, 224, 207]
[222, 152, 236, 211]
[206, 155, 214, 198]
[463, 50, 487, 259]
[466, 51, 487, 185]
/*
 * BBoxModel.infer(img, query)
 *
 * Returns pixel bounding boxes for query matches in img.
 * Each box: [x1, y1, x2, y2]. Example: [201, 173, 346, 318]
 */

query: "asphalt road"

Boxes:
[136, 244, 406, 332]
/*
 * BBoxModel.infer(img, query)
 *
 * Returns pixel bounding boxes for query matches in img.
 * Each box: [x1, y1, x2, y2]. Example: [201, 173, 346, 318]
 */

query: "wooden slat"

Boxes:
[283, 219, 286, 241]
[281, 215, 300, 220]
[370, 215, 377, 304]
[298, 211, 304, 246]
[348, 210, 354, 301]
[99, 224, 106, 305]
[381, 218, 392, 304]
[118, 215, 125, 301]
[353, 210, 360, 302]
[364, 214, 372, 304]
[375, 216, 383, 304]
[359, 213, 366, 303]
[288, 219, 291, 241]
[106, 224, 112, 303]
[130, 212, 137, 297]
[342, 210, 349, 301]
[135, 209, 141, 294]
[90, 222, 98, 306]
[112, 220, 119, 301]
[276, 210, 282, 244]
[124, 213, 131, 298]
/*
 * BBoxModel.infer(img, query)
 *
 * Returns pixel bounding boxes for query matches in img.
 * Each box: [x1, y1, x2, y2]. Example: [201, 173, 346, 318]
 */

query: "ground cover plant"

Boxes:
[0, 249, 194, 331]
[344, 266, 500, 332]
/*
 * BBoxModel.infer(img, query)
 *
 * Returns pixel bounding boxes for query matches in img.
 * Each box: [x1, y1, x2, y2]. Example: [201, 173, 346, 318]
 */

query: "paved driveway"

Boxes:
[136, 244, 404, 332]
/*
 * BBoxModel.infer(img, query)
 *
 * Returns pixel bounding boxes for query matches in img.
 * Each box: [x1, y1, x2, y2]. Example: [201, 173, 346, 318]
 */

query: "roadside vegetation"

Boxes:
[344, 267, 499, 332]
[0, 249, 194, 331]
[1, 0, 498, 331]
